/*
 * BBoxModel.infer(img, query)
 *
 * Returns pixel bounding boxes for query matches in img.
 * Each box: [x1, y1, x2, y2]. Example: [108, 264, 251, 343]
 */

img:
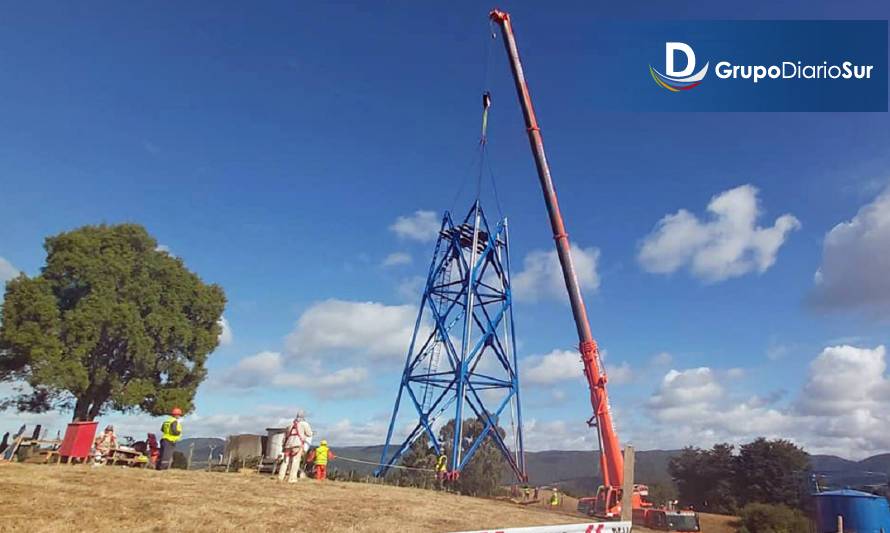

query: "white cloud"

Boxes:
[523, 350, 581, 385]
[218, 316, 233, 346]
[382, 252, 412, 267]
[797, 345, 887, 417]
[0, 256, 19, 283]
[638, 185, 800, 282]
[217, 351, 370, 399]
[606, 362, 633, 385]
[513, 243, 600, 302]
[640, 345, 890, 458]
[523, 349, 631, 386]
[811, 189, 890, 312]
[650, 352, 672, 366]
[390, 210, 440, 242]
[285, 299, 417, 362]
[396, 275, 425, 303]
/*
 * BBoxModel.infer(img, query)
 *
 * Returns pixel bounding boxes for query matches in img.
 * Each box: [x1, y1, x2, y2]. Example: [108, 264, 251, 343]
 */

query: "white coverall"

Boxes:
[278, 419, 313, 482]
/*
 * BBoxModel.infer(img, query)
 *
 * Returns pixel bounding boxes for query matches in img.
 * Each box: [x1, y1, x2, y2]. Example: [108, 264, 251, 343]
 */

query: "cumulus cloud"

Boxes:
[218, 316, 233, 346]
[217, 351, 370, 399]
[811, 189, 890, 312]
[382, 252, 412, 267]
[285, 299, 417, 362]
[523, 350, 581, 385]
[390, 210, 440, 242]
[638, 185, 800, 282]
[523, 349, 631, 386]
[0, 256, 19, 283]
[642, 345, 890, 458]
[650, 352, 673, 366]
[513, 243, 600, 302]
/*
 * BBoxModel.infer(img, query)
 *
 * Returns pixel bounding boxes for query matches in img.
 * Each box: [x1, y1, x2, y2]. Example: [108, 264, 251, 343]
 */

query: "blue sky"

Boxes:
[2, 1, 890, 459]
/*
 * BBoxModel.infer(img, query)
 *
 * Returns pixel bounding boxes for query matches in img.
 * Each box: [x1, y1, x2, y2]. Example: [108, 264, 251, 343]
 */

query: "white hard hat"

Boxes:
[295, 409, 305, 420]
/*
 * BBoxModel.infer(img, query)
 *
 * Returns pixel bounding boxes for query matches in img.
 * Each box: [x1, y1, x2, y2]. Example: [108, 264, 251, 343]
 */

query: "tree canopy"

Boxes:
[0, 224, 226, 420]
[398, 418, 509, 497]
[668, 438, 810, 514]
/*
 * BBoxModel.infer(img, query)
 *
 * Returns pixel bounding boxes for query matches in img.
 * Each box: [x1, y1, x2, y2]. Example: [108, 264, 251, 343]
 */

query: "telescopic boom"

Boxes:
[489, 8, 624, 489]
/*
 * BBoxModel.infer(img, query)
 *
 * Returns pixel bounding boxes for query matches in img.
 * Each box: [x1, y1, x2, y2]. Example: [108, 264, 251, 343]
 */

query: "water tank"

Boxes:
[265, 427, 286, 460]
[813, 489, 890, 533]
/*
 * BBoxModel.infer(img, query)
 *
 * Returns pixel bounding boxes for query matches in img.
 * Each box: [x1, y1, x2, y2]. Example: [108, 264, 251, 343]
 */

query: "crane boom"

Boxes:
[489, 9, 624, 490]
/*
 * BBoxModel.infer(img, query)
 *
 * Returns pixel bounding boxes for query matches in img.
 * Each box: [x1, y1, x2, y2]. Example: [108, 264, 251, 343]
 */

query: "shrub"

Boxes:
[736, 503, 811, 533]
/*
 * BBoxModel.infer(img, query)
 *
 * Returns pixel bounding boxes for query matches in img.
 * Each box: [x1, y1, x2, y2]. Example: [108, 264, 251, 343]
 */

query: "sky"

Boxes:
[1, 1, 890, 460]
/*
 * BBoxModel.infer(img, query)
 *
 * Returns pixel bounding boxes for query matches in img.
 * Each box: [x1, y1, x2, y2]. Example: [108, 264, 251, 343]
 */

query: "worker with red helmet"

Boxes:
[157, 407, 183, 470]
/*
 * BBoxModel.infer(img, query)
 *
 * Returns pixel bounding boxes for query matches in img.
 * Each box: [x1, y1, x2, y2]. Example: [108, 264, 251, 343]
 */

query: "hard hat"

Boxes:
[295, 409, 305, 420]
[105, 425, 114, 431]
[171, 407, 183, 417]
[321, 440, 327, 446]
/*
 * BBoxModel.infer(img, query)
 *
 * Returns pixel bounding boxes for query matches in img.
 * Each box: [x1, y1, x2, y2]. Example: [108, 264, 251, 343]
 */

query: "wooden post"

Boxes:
[207, 445, 216, 471]
[621, 445, 635, 522]
[837, 515, 843, 533]
[186, 442, 195, 470]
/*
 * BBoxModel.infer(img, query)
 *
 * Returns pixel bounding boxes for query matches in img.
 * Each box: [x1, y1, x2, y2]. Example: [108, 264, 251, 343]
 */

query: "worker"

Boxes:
[534, 486, 539, 501]
[278, 410, 313, 483]
[524, 486, 531, 500]
[157, 407, 183, 470]
[436, 452, 448, 480]
[312, 440, 335, 480]
[93, 425, 118, 462]
[550, 488, 560, 507]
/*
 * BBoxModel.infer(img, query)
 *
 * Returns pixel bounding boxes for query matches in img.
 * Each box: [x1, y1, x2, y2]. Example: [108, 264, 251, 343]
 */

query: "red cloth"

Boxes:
[315, 464, 327, 480]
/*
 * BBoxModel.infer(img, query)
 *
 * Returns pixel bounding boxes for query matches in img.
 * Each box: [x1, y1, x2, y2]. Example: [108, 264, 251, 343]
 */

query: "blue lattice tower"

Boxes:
[375, 201, 526, 481]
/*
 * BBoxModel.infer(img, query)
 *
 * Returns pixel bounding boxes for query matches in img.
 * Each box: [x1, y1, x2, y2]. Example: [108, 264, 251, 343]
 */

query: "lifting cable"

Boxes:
[334, 454, 436, 472]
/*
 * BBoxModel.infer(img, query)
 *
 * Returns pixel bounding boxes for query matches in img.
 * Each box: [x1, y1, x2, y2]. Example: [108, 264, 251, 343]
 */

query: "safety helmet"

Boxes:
[295, 409, 305, 420]
[321, 440, 327, 446]
[171, 407, 183, 417]
[105, 425, 114, 431]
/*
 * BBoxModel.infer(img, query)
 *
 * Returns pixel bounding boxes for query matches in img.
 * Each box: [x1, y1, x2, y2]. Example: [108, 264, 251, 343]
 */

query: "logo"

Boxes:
[649, 42, 709, 92]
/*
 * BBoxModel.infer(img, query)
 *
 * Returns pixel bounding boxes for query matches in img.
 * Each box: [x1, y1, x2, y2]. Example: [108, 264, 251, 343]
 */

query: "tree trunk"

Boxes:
[73, 398, 89, 421]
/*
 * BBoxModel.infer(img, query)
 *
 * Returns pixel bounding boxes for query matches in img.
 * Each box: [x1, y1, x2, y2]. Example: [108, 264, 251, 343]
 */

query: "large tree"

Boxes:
[735, 438, 809, 508]
[0, 224, 226, 420]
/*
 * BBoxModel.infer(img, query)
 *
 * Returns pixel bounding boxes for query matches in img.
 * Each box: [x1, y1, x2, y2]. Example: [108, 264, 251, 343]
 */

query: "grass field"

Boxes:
[0, 463, 736, 532]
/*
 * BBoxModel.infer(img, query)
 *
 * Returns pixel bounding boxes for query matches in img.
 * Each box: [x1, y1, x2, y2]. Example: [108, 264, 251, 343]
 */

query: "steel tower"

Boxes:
[375, 201, 526, 481]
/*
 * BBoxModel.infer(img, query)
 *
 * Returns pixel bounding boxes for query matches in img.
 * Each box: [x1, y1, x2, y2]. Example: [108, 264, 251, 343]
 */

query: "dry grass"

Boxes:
[0, 464, 590, 532]
[0, 464, 738, 532]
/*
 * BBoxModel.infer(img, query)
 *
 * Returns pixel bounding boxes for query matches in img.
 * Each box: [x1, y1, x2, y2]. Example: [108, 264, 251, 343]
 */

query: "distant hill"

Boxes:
[176, 437, 225, 466]
[179, 438, 890, 495]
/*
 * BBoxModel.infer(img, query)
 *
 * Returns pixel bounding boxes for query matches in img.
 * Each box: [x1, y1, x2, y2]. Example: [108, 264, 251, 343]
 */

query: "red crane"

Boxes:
[488, 8, 625, 517]
[489, 11, 702, 530]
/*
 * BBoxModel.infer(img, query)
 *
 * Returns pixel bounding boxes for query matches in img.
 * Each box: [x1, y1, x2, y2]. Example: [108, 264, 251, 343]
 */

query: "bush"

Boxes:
[736, 503, 810, 533]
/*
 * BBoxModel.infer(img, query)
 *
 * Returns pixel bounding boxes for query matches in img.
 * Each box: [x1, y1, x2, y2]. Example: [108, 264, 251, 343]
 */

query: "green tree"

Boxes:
[438, 418, 507, 497]
[735, 438, 809, 508]
[397, 432, 437, 488]
[668, 444, 737, 513]
[0, 224, 226, 420]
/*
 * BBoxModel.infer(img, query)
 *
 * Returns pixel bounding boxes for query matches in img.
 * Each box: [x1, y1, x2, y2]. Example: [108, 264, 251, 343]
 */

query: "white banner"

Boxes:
[451, 521, 632, 533]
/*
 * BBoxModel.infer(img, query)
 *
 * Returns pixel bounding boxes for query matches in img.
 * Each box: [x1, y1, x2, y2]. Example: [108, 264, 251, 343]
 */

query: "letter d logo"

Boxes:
[650, 42, 709, 92]
[666, 42, 696, 77]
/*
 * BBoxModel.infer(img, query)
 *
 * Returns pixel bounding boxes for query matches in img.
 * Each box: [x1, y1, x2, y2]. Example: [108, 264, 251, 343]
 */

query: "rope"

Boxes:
[333, 454, 437, 472]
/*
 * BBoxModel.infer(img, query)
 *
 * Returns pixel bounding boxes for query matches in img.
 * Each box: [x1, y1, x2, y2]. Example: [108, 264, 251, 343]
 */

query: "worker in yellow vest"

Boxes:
[312, 440, 335, 480]
[436, 453, 448, 480]
[550, 488, 560, 507]
[157, 407, 183, 470]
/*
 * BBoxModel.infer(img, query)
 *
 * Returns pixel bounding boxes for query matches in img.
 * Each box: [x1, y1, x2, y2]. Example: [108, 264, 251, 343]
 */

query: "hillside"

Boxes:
[184, 438, 890, 495]
[0, 463, 615, 532]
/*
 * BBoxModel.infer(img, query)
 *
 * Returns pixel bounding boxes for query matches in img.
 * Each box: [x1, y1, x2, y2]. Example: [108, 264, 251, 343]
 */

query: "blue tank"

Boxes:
[813, 489, 890, 533]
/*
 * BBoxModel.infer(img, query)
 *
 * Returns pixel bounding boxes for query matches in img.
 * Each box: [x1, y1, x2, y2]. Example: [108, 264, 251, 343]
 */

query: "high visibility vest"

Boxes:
[161, 417, 182, 443]
[550, 492, 559, 506]
[315, 444, 331, 466]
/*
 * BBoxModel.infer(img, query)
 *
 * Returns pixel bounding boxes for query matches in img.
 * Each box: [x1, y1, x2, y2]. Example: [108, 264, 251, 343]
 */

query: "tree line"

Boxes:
[669, 437, 809, 514]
